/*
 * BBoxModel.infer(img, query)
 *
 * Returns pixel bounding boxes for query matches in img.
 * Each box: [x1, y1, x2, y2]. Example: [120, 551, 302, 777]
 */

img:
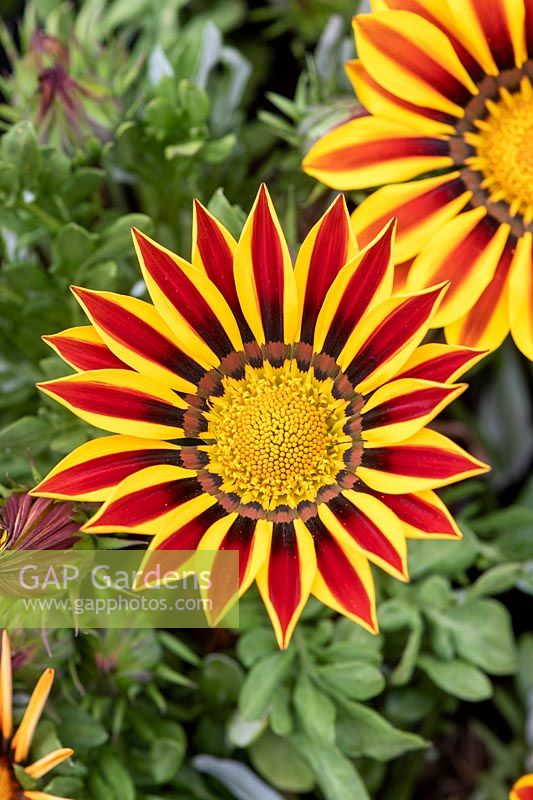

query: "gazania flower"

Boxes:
[0, 630, 74, 800]
[511, 775, 533, 800]
[33, 186, 488, 647]
[303, 0, 533, 358]
[0, 494, 79, 552]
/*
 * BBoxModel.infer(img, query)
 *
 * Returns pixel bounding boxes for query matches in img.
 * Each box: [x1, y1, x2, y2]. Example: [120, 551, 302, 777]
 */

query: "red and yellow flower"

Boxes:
[0, 631, 74, 800]
[511, 775, 533, 800]
[33, 186, 488, 647]
[303, 0, 533, 358]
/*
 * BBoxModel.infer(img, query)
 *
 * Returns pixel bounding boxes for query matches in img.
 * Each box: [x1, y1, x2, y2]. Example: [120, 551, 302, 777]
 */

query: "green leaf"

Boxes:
[335, 699, 427, 761]
[150, 734, 187, 783]
[316, 661, 385, 701]
[467, 563, 524, 598]
[269, 685, 293, 737]
[56, 706, 109, 749]
[292, 734, 370, 800]
[1, 121, 40, 188]
[236, 627, 277, 667]
[443, 599, 518, 675]
[55, 223, 96, 269]
[98, 750, 135, 800]
[418, 656, 493, 701]
[207, 188, 246, 239]
[239, 650, 295, 720]
[200, 654, 244, 706]
[250, 730, 315, 793]
[0, 416, 50, 453]
[294, 673, 336, 743]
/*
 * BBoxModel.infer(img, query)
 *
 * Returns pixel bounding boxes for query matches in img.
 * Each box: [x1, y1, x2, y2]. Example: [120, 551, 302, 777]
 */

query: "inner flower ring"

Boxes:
[182, 343, 364, 522]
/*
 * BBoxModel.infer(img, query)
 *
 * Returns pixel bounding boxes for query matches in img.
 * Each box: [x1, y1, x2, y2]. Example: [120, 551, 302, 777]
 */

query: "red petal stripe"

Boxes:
[355, 175, 466, 251]
[363, 488, 457, 536]
[322, 222, 394, 358]
[363, 384, 458, 430]
[251, 186, 286, 342]
[300, 196, 352, 344]
[45, 333, 126, 371]
[37, 448, 182, 498]
[526, 0, 533, 55]
[515, 787, 533, 800]
[327, 494, 404, 573]
[382, 0, 483, 78]
[219, 516, 256, 586]
[194, 202, 253, 341]
[95, 477, 202, 529]
[468, 0, 517, 68]
[361, 17, 472, 104]
[42, 380, 184, 429]
[134, 230, 234, 357]
[396, 347, 482, 383]
[451, 241, 514, 345]
[346, 287, 442, 386]
[72, 289, 205, 385]
[307, 516, 374, 623]
[156, 504, 224, 550]
[422, 215, 500, 308]
[268, 522, 301, 636]
[362, 443, 477, 480]
[307, 137, 450, 173]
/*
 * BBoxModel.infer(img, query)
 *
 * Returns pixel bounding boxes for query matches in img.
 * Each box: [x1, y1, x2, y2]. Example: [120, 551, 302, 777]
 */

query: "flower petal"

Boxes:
[314, 219, 395, 358]
[511, 775, 533, 800]
[445, 240, 514, 351]
[305, 514, 377, 632]
[82, 465, 210, 534]
[43, 326, 126, 372]
[12, 668, 54, 762]
[256, 519, 316, 649]
[233, 184, 298, 344]
[303, 116, 453, 190]
[24, 793, 75, 800]
[192, 200, 254, 342]
[37, 369, 187, 439]
[132, 228, 242, 367]
[1, 630, 12, 740]
[32, 435, 182, 502]
[509, 232, 533, 359]
[408, 209, 510, 327]
[394, 343, 487, 383]
[339, 284, 448, 395]
[71, 287, 204, 391]
[351, 172, 471, 263]
[362, 487, 461, 539]
[198, 516, 270, 624]
[354, 11, 477, 115]
[25, 748, 74, 779]
[362, 378, 466, 443]
[346, 59, 456, 135]
[319, 489, 408, 579]
[294, 195, 358, 345]
[447, 0, 525, 71]
[377, 0, 487, 77]
[358, 427, 489, 493]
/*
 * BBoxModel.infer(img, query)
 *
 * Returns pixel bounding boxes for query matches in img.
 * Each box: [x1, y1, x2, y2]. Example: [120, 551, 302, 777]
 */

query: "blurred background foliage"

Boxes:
[0, 1, 531, 799]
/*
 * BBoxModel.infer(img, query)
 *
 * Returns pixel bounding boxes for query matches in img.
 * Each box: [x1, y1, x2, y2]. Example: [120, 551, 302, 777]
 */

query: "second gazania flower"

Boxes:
[33, 186, 487, 647]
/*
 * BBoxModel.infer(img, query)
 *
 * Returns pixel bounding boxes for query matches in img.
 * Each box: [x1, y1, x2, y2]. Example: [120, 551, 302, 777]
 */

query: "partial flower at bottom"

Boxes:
[0, 630, 74, 800]
[33, 185, 488, 647]
[511, 774, 533, 800]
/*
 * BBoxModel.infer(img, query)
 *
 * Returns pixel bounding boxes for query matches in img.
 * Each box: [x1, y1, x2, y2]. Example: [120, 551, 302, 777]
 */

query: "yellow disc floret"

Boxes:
[466, 77, 533, 222]
[203, 360, 353, 510]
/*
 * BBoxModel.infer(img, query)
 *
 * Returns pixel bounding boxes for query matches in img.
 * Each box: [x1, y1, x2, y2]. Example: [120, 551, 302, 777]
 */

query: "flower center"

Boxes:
[466, 77, 533, 221]
[0, 757, 20, 800]
[203, 361, 353, 510]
